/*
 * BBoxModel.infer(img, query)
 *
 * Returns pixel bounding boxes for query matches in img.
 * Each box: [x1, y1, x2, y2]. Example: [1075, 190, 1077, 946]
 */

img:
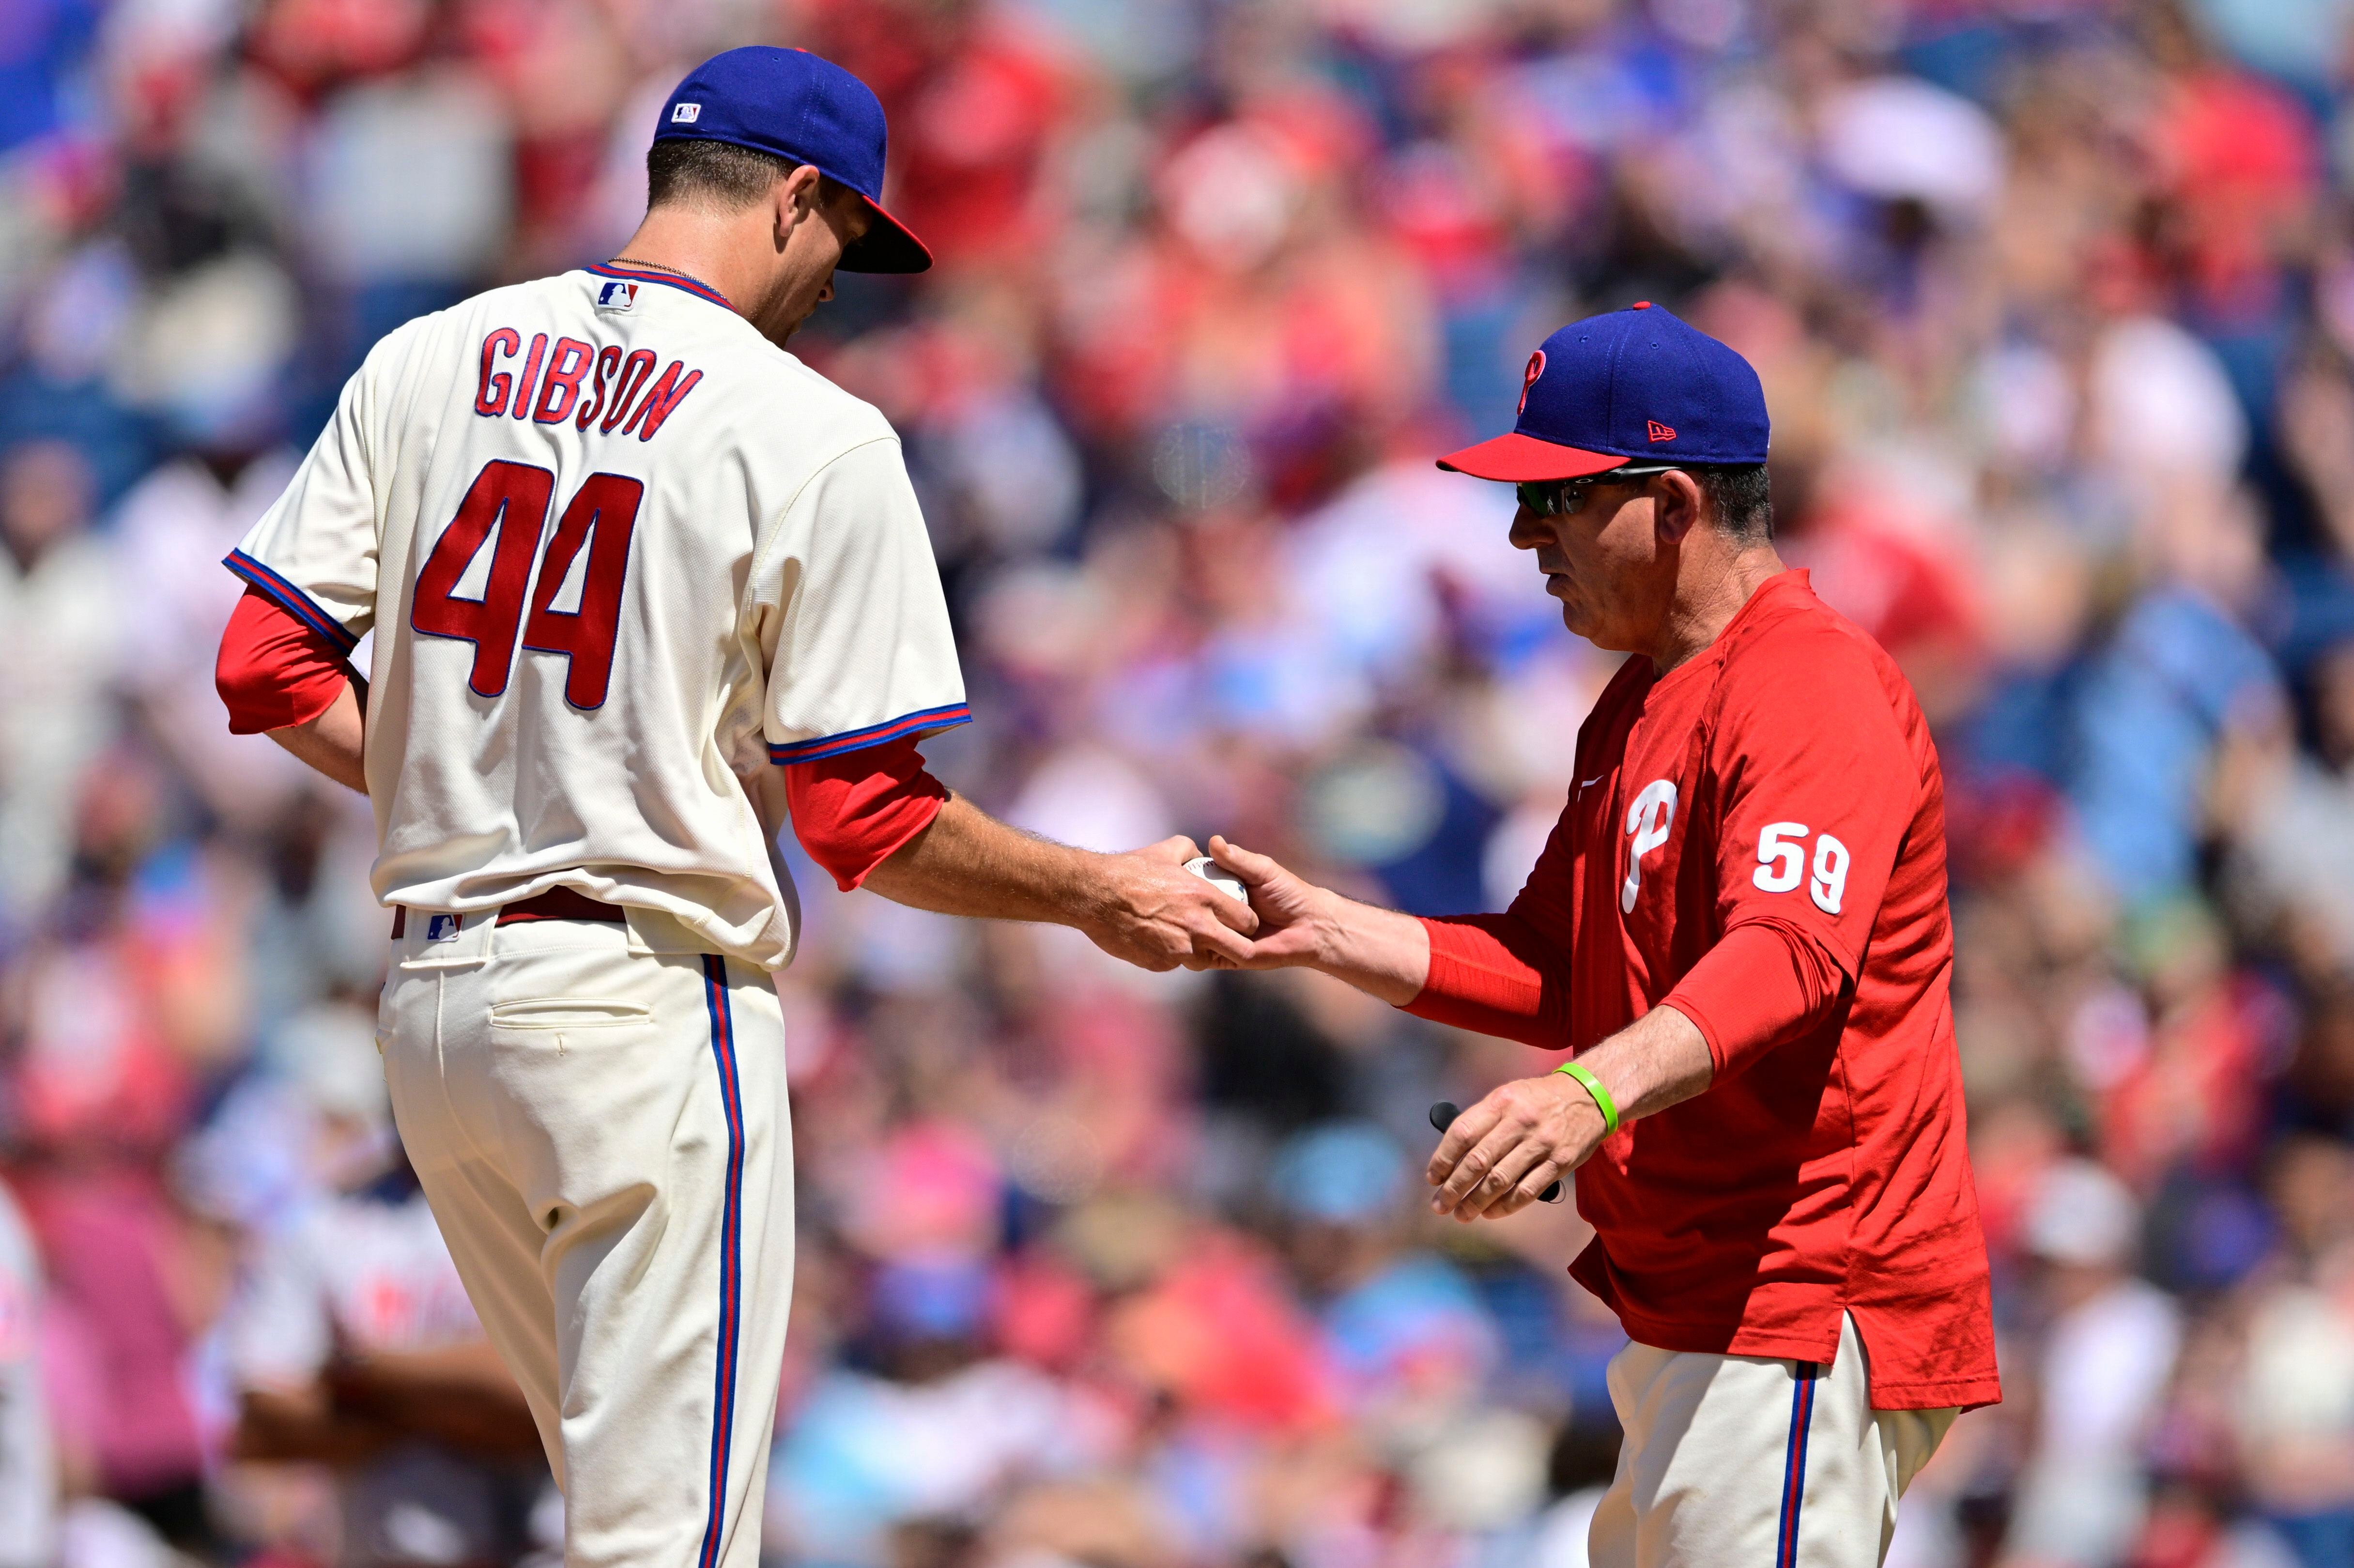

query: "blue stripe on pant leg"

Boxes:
[1776, 1362, 1819, 1568]
[695, 956, 746, 1568]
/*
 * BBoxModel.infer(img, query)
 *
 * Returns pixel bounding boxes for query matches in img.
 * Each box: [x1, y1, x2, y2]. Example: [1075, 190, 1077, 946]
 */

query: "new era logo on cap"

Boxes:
[1437, 303, 1769, 481]
[671, 102, 701, 123]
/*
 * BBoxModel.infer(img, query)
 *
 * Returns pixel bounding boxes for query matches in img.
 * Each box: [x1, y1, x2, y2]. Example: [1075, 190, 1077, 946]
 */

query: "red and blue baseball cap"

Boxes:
[1438, 303, 1768, 480]
[655, 46, 932, 274]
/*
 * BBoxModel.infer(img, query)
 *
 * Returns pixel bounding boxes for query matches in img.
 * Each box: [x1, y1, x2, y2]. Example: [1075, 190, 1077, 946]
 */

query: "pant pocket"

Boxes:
[486, 997, 656, 1030]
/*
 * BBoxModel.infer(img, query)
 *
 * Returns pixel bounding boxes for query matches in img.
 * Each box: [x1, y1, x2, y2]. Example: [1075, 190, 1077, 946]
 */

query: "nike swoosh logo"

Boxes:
[1579, 777, 1605, 788]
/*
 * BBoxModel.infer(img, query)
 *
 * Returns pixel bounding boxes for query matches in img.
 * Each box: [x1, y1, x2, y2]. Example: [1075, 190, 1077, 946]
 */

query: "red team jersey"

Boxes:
[1414, 570, 1999, 1410]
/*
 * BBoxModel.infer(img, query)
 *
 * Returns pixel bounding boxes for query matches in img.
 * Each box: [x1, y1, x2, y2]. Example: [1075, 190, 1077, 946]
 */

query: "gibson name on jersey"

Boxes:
[473, 326, 704, 441]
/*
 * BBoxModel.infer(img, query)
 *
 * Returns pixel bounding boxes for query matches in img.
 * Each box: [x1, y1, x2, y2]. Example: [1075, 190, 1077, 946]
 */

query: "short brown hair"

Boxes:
[646, 138, 852, 213]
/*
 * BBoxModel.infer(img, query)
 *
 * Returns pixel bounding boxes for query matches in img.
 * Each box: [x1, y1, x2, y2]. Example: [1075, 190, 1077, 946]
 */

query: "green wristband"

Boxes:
[1556, 1060, 1620, 1135]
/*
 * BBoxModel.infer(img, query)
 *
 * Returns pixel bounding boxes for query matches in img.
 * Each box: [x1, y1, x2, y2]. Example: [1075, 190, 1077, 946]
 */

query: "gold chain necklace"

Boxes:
[606, 257, 728, 303]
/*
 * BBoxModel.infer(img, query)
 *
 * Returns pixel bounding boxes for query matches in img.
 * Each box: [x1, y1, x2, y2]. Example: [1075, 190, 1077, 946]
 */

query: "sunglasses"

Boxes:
[1515, 462, 1684, 518]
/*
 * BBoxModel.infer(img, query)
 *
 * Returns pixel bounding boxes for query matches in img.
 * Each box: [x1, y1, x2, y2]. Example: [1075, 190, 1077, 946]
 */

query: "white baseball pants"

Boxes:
[1589, 1313, 1957, 1568]
[378, 909, 791, 1568]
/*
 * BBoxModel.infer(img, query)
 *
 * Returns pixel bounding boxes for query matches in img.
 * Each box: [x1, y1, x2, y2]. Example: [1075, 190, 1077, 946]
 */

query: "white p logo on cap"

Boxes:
[671, 102, 701, 123]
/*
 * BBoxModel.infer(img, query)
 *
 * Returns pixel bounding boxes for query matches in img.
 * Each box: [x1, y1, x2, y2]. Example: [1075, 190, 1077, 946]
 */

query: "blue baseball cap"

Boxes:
[1439, 303, 1768, 480]
[654, 46, 931, 274]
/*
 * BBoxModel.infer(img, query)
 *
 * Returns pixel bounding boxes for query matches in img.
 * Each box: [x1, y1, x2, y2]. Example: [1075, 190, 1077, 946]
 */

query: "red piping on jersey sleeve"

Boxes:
[216, 586, 357, 735]
[1403, 913, 1574, 1048]
[1662, 920, 1850, 1078]
[784, 737, 950, 891]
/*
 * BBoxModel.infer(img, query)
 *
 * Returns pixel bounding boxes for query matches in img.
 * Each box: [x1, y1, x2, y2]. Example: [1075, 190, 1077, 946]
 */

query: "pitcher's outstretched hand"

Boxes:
[1083, 835, 1260, 972]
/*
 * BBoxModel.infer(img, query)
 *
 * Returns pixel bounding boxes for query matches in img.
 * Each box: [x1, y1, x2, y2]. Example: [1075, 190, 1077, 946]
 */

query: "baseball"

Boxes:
[1184, 855, 1249, 904]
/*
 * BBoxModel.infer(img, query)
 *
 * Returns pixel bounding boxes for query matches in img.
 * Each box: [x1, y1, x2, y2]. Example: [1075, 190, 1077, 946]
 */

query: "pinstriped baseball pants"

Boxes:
[1588, 1313, 1956, 1568]
[378, 909, 791, 1568]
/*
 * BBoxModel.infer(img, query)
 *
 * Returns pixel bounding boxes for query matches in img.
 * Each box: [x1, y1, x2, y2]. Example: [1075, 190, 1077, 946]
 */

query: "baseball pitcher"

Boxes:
[214, 48, 1255, 1568]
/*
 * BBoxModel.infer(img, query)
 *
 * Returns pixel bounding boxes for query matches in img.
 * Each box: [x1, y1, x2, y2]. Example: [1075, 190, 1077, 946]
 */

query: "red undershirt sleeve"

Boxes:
[1662, 920, 1849, 1077]
[783, 736, 950, 892]
[216, 585, 358, 735]
[1403, 913, 1574, 1049]
[1400, 799, 1580, 1049]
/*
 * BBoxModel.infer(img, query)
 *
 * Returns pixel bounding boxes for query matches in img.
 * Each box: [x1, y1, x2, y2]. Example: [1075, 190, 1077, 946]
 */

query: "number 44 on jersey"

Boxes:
[412, 461, 641, 709]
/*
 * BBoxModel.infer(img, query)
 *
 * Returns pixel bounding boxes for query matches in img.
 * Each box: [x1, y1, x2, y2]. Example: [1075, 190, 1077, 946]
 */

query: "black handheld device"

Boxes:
[1428, 1101, 1566, 1205]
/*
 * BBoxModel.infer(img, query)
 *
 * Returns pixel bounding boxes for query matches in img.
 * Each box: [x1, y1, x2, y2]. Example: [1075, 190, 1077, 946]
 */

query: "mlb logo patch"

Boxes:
[425, 913, 462, 943]
[671, 102, 701, 123]
[596, 279, 639, 311]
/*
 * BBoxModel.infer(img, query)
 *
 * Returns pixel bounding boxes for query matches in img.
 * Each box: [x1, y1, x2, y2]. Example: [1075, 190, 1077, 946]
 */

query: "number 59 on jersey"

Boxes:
[1754, 822, 1849, 915]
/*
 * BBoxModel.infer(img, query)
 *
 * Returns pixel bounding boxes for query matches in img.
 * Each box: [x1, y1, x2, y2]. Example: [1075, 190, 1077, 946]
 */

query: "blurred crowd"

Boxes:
[9, 0, 2354, 1566]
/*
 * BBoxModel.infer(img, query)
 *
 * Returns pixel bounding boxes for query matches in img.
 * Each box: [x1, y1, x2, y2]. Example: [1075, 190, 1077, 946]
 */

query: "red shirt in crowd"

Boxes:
[1407, 570, 2000, 1411]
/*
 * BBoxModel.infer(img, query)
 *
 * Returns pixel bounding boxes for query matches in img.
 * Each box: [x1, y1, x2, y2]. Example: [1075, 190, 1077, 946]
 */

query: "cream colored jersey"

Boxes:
[229, 265, 968, 969]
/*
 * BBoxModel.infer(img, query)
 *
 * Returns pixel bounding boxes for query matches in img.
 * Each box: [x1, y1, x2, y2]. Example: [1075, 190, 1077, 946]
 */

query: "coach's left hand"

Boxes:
[1427, 1005, 1714, 1221]
[1427, 1071, 1607, 1221]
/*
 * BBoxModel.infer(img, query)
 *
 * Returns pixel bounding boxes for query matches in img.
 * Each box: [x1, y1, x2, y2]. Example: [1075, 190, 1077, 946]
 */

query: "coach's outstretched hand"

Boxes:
[1199, 836, 1331, 965]
[1201, 836, 1432, 1005]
